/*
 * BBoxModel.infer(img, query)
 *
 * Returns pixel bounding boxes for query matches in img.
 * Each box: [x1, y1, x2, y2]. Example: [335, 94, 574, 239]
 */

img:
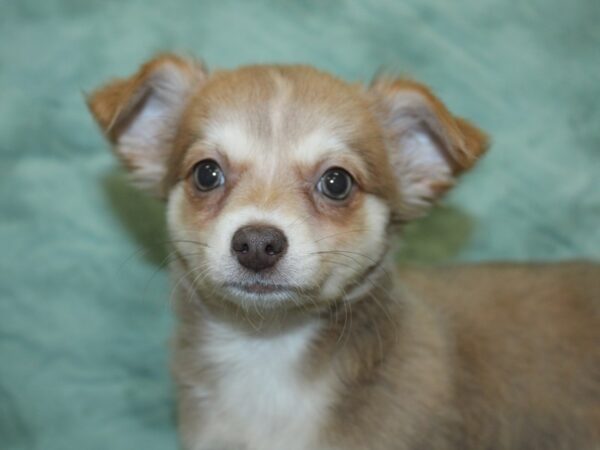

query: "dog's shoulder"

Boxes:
[398, 261, 600, 448]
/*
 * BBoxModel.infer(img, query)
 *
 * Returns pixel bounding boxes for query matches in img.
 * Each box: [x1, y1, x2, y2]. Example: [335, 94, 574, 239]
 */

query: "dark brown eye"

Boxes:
[317, 168, 353, 201]
[193, 159, 225, 191]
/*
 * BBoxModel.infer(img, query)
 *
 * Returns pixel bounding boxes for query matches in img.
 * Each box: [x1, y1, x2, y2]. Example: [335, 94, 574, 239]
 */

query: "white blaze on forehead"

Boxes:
[202, 117, 361, 172]
[200, 73, 361, 170]
[199, 73, 295, 165]
[203, 119, 264, 162]
[269, 71, 293, 140]
[292, 127, 350, 166]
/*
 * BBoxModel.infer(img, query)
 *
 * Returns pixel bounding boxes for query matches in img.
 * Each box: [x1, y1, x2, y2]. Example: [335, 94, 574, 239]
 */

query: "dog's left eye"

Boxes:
[193, 159, 225, 191]
[317, 168, 353, 201]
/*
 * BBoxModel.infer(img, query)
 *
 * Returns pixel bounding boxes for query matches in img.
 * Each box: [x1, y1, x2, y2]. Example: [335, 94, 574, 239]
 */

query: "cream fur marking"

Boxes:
[184, 320, 335, 450]
[202, 119, 263, 163]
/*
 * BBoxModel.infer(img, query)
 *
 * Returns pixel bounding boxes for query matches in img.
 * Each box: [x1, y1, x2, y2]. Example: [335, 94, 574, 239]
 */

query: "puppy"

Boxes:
[88, 54, 600, 450]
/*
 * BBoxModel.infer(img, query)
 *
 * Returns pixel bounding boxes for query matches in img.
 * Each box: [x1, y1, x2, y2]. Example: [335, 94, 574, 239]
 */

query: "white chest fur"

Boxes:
[187, 319, 334, 450]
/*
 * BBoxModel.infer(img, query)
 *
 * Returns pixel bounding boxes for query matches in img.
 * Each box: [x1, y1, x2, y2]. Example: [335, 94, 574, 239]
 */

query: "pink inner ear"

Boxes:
[388, 126, 455, 220]
[370, 80, 488, 220]
[400, 128, 452, 174]
[370, 77, 488, 174]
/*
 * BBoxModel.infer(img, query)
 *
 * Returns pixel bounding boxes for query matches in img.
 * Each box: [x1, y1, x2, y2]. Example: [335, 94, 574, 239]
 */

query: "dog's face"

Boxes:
[88, 55, 487, 309]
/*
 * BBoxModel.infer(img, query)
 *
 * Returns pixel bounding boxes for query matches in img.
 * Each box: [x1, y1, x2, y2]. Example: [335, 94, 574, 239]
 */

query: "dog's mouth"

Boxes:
[225, 282, 295, 295]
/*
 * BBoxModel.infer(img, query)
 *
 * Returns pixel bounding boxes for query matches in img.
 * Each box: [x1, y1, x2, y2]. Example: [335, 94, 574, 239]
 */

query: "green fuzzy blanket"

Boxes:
[1, 0, 598, 448]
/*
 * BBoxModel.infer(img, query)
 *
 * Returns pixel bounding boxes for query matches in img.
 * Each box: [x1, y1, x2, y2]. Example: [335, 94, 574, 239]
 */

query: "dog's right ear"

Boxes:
[87, 54, 207, 198]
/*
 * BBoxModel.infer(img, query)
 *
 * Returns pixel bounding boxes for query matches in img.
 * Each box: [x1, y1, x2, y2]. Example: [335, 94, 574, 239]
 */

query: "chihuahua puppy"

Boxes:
[88, 54, 600, 450]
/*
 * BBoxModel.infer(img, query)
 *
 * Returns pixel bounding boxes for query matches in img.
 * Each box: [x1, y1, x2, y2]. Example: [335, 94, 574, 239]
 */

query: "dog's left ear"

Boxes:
[370, 78, 489, 220]
[87, 54, 207, 198]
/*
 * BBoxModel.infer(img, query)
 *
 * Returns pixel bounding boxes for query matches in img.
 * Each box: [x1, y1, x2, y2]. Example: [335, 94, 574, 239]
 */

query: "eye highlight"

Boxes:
[317, 168, 353, 201]
[193, 159, 225, 191]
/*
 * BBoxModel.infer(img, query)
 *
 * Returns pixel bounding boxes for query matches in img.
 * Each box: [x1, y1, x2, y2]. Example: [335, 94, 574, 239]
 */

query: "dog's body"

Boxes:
[172, 261, 600, 450]
[88, 55, 600, 450]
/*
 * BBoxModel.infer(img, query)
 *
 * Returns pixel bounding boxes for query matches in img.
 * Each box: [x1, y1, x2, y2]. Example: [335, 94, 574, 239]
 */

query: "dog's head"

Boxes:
[88, 54, 487, 309]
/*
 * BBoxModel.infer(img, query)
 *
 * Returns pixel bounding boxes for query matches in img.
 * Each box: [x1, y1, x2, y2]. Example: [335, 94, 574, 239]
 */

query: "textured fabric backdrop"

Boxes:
[1, 0, 599, 448]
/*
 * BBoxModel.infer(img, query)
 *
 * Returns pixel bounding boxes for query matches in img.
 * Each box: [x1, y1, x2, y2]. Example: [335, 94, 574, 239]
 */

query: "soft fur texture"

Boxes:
[1, 2, 600, 450]
[86, 56, 599, 450]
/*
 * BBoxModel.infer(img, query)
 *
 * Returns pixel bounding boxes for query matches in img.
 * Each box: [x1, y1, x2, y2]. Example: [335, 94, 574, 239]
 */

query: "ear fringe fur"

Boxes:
[371, 76, 489, 173]
[86, 54, 207, 198]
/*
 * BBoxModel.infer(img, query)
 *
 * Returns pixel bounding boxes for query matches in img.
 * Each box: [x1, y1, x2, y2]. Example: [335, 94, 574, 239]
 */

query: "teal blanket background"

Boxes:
[1, 0, 599, 448]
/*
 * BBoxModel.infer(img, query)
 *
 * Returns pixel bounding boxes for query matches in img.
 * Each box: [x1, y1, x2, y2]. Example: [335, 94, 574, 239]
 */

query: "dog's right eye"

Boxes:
[193, 159, 225, 191]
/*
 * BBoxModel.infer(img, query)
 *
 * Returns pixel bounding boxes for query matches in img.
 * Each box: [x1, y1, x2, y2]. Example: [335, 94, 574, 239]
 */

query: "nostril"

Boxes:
[232, 236, 249, 254]
[265, 244, 275, 255]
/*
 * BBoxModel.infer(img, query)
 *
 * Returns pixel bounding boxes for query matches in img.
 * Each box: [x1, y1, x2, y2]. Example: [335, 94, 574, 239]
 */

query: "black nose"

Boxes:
[231, 225, 288, 272]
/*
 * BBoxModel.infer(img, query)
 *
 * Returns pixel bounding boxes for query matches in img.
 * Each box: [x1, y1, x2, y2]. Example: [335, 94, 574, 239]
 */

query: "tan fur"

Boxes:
[398, 263, 600, 449]
[87, 54, 204, 141]
[371, 78, 489, 173]
[88, 54, 600, 450]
